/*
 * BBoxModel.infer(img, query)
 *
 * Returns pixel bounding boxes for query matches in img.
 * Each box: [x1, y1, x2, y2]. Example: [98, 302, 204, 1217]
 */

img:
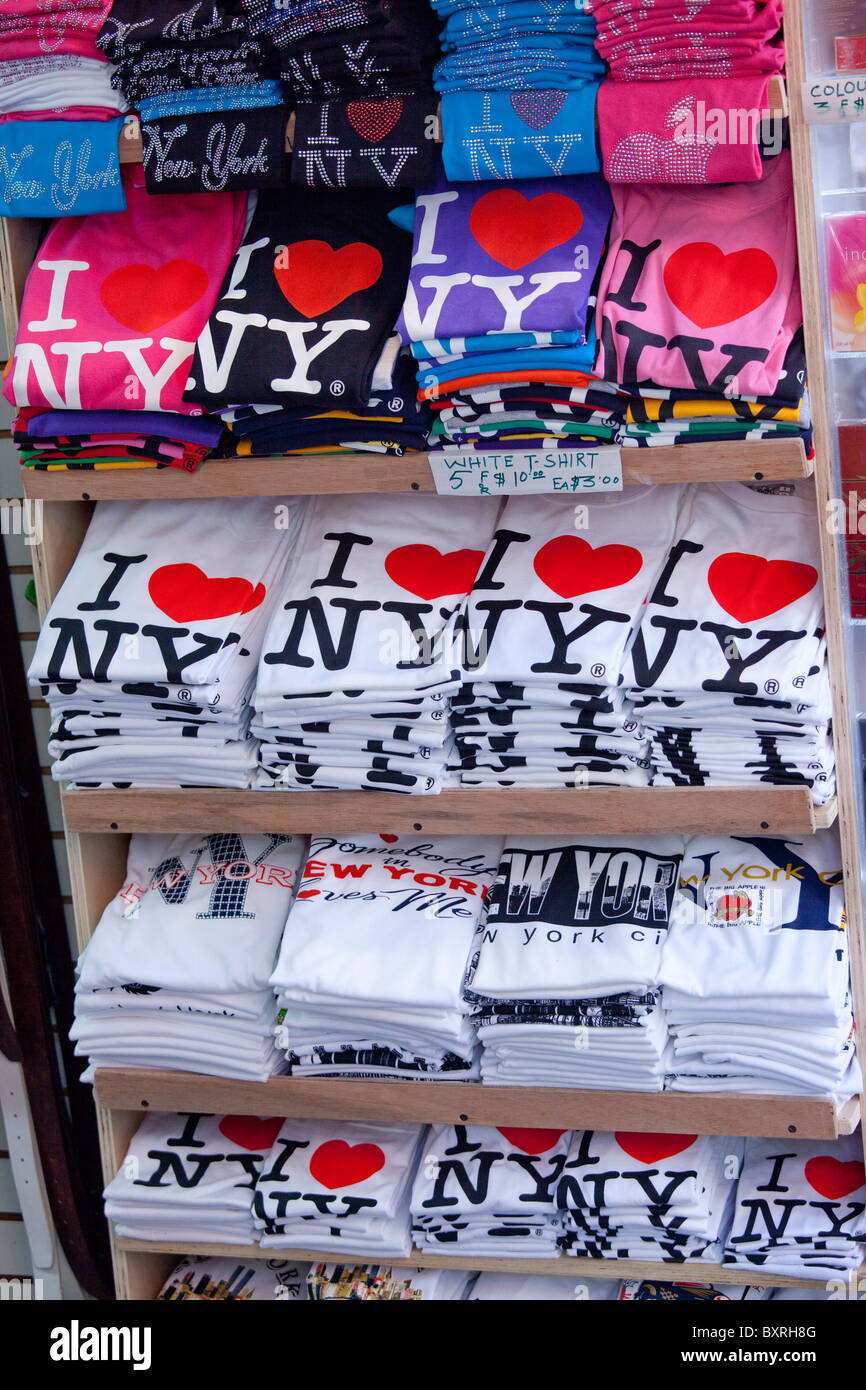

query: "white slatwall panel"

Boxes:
[0, 1115, 30, 1278]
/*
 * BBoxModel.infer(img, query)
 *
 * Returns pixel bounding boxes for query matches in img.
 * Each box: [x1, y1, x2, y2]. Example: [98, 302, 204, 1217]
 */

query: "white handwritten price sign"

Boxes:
[802, 75, 866, 123]
[429, 445, 624, 496]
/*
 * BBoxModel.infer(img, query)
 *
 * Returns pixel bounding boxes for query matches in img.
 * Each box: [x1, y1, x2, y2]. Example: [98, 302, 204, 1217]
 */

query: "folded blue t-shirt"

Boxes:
[441, 86, 601, 181]
[0, 117, 125, 218]
[416, 339, 598, 391]
[411, 329, 583, 360]
[138, 81, 284, 119]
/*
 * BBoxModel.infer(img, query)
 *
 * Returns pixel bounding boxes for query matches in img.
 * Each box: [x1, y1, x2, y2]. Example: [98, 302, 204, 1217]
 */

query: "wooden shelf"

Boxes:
[94, 1069, 860, 1140]
[61, 786, 836, 836]
[19, 438, 812, 501]
[115, 1236, 837, 1291]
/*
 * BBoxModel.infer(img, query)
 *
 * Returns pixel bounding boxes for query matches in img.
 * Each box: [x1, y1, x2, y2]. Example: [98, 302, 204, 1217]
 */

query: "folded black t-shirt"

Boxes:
[142, 104, 288, 193]
[186, 185, 412, 412]
[291, 93, 438, 187]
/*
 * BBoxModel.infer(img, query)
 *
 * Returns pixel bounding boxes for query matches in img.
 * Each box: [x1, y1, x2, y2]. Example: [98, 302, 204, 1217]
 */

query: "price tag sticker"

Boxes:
[802, 74, 866, 123]
[429, 445, 624, 496]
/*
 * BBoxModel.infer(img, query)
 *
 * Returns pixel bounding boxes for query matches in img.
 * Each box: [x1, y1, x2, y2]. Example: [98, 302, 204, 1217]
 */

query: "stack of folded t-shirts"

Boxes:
[306, 1263, 473, 1300]
[0, 0, 111, 62]
[71, 832, 304, 1080]
[97, 0, 252, 101]
[411, 1124, 569, 1257]
[624, 480, 835, 804]
[558, 1130, 742, 1264]
[275, 0, 441, 191]
[97, 0, 287, 197]
[592, 0, 785, 83]
[28, 497, 304, 788]
[213, 353, 432, 461]
[660, 831, 858, 1098]
[105, 1112, 281, 1244]
[724, 1135, 866, 1280]
[0, 0, 120, 106]
[158, 1255, 310, 1300]
[253, 1119, 426, 1257]
[265, 0, 439, 99]
[432, 0, 605, 182]
[452, 486, 681, 787]
[187, 184, 431, 456]
[13, 408, 225, 474]
[594, 149, 810, 450]
[601, 333, 811, 453]
[470, 1272, 623, 1300]
[270, 832, 501, 1079]
[397, 172, 614, 453]
[0, 1, 126, 217]
[464, 834, 683, 1089]
[253, 492, 500, 792]
[594, 0, 785, 185]
[5, 163, 246, 460]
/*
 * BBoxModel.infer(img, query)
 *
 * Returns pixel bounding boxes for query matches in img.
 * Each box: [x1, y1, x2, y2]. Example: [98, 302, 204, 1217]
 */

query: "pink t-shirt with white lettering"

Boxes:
[5, 165, 246, 415]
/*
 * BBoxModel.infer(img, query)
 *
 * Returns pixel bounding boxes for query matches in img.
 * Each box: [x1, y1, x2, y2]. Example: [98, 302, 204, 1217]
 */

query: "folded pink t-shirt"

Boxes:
[0, 36, 106, 58]
[0, 1, 111, 58]
[594, 148, 802, 396]
[594, 0, 784, 78]
[590, 0, 773, 19]
[5, 166, 247, 416]
[0, 106, 123, 121]
[598, 75, 771, 183]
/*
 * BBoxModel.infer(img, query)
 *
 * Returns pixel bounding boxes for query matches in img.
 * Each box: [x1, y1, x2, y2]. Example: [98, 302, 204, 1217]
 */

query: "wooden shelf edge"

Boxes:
[812, 797, 839, 829]
[19, 438, 810, 501]
[114, 1236, 841, 1291]
[94, 1069, 859, 1140]
[61, 785, 827, 836]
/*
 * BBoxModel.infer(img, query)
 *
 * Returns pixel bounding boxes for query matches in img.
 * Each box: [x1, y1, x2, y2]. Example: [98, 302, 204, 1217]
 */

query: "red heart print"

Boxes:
[380, 834, 399, 843]
[148, 563, 266, 623]
[470, 189, 584, 271]
[510, 91, 567, 130]
[615, 1133, 698, 1164]
[310, 1139, 386, 1190]
[707, 554, 818, 623]
[716, 893, 751, 921]
[347, 97, 403, 142]
[497, 1127, 566, 1155]
[296, 889, 321, 898]
[662, 242, 778, 329]
[99, 260, 209, 332]
[273, 240, 382, 319]
[805, 1156, 866, 1201]
[384, 544, 485, 600]
[533, 535, 643, 599]
[218, 1115, 283, 1152]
